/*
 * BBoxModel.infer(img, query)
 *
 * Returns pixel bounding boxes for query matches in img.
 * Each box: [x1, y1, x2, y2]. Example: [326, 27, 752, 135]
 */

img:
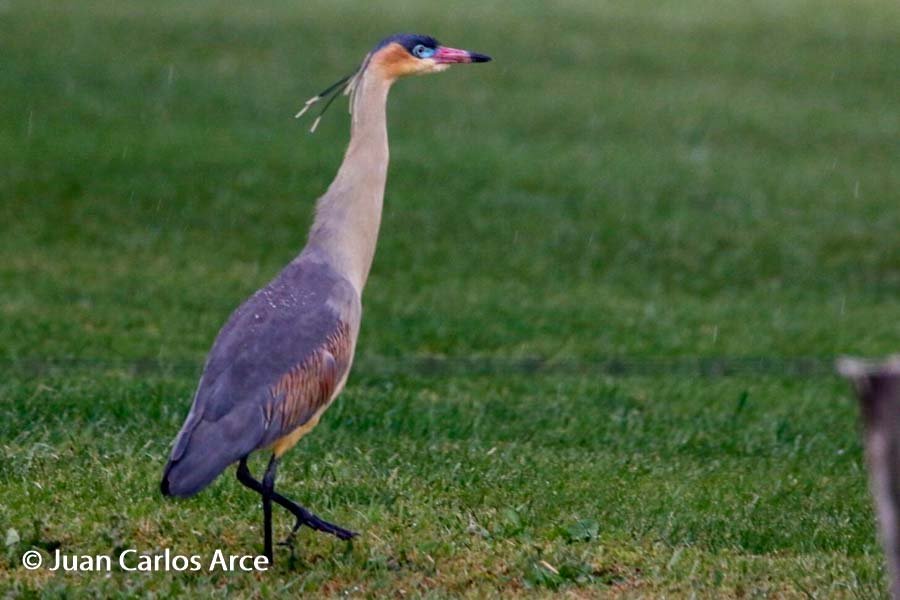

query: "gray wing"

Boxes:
[161, 255, 359, 497]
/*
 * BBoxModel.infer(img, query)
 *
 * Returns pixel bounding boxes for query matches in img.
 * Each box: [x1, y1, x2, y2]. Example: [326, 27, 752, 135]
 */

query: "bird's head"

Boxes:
[367, 34, 491, 80]
[296, 33, 491, 131]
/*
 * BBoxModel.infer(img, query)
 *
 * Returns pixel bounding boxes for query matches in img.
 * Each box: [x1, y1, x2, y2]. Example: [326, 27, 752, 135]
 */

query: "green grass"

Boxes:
[1, 0, 898, 596]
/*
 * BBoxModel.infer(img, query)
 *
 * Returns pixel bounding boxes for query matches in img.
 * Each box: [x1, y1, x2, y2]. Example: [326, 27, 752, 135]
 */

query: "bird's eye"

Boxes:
[412, 44, 435, 59]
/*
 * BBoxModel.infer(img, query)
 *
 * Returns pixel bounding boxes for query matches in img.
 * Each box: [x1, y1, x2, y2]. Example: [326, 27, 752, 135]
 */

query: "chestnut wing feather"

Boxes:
[263, 319, 353, 442]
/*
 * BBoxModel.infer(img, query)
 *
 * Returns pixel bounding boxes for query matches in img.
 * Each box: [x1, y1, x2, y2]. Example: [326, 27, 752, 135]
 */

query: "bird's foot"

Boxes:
[278, 518, 303, 550]
[293, 512, 358, 541]
[276, 526, 298, 567]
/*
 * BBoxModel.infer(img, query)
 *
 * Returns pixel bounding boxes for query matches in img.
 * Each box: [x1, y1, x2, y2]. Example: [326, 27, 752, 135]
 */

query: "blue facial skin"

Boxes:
[412, 44, 436, 59]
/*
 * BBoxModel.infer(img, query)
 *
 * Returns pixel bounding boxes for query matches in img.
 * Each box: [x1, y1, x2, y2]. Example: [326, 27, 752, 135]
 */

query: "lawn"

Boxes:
[1, 0, 899, 596]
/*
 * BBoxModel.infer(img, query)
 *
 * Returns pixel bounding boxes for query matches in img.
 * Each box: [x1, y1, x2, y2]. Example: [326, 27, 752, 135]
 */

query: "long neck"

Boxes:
[304, 69, 392, 293]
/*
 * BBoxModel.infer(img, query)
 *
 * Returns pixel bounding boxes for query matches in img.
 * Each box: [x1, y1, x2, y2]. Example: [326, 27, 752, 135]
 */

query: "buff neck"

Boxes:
[303, 67, 393, 293]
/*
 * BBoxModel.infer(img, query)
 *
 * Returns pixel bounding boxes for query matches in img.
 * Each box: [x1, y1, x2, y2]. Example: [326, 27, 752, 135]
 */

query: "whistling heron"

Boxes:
[160, 34, 490, 563]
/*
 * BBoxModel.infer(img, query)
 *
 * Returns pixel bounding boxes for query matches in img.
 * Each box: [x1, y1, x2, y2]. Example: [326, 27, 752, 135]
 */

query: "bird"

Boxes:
[160, 33, 491, 565]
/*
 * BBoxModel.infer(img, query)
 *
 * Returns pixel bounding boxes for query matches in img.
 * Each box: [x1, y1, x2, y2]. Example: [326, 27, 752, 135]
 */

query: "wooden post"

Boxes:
[838, 356, 900, 599]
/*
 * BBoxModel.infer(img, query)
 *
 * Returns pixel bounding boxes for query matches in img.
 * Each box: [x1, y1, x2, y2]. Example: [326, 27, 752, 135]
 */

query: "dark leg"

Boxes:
[262, 455, 277, 564]
[236, 457, 357, 553]
[276, 493, 357, 542]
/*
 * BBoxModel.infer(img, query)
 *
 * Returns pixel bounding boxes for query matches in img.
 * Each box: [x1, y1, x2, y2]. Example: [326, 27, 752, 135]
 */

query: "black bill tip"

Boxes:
[469, 52, 492, 63]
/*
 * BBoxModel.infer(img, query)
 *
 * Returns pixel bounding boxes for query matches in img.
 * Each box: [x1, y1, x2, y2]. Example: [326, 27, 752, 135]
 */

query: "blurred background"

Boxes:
[3, 0, 897, 363]
[1, 0, 898, 595]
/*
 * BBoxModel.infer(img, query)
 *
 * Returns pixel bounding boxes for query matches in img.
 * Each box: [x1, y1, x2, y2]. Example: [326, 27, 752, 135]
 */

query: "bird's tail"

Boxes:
[160, 404, 262, 497]
[160, 437, 236, 498]
[160, 430, 230, 498]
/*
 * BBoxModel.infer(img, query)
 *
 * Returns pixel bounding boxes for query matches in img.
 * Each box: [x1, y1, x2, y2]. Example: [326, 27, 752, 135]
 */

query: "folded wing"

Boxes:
[161, 257, 358, 497]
